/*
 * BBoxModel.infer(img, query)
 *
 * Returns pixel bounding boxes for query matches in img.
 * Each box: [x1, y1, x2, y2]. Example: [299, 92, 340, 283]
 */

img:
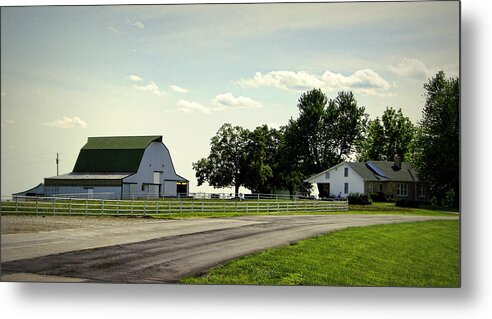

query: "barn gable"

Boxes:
[73, 136, 162, 173]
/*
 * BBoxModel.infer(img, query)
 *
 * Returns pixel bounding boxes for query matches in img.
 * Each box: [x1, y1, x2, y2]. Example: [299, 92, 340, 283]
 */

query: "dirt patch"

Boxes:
[1, 215, 150, 234]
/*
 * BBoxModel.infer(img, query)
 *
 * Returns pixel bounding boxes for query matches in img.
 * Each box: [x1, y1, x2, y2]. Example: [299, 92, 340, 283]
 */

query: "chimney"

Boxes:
[394, 154, 401, 170]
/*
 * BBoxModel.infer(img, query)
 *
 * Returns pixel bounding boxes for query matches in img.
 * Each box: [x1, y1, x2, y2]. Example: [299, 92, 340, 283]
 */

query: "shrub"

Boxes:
[395, 199, 420, 208]
[369, 192, 387, 202]
[348, 193, 372, 205]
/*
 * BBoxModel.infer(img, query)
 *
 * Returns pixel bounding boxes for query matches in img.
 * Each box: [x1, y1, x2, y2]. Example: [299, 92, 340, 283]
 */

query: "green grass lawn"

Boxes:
[180, 220, 460, 287]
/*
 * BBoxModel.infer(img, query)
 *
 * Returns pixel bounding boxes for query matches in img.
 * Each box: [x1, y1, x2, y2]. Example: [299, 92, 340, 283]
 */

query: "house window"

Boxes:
[368, 183, 373, 193]
[397, 183, 408, 197]
[344, 167, 349, 177]
[379, 183, 384, 192]
[344, 183, 349, 194]
[419, 184, 425, 197]
[325, 172, 330, 179]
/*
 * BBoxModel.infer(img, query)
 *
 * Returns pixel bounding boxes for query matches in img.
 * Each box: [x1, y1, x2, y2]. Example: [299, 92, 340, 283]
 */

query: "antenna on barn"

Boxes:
[56, 153, 59, 176]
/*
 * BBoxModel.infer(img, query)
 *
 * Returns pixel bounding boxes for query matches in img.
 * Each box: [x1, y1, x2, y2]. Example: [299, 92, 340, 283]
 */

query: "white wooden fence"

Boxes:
[1, 196, 348, 216]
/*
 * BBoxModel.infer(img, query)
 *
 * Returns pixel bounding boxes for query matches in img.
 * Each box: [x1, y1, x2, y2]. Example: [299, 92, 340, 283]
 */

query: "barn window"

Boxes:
[325, 172, 330, 179]
[344, 167, 349, 177]
[344, 183, 349, 194]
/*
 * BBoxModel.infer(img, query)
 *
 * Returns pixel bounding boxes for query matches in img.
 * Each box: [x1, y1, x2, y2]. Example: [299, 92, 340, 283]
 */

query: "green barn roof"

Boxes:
[73, 136, 162, 173]
[82, 136, 162, 150]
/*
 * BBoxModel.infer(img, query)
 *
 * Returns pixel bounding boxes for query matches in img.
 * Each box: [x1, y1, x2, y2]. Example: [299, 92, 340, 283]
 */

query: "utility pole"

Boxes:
[56, 153, 59, 176]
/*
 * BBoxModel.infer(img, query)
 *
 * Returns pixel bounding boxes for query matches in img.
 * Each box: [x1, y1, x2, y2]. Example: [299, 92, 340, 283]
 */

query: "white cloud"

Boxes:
[212, 93, 262, 111]
[177, 99, 212, 115]
[134, 81, 165, 96]
[169, 85, 189, 93]
[43, 116, 87, 129]
[236, 69, 393, 96]
[108, 26, 118, 33]
[127, 19, 145, 29]
[127, 74, 143, 82]
[389, 58, 436, 79]
[1, 91, 5, 97]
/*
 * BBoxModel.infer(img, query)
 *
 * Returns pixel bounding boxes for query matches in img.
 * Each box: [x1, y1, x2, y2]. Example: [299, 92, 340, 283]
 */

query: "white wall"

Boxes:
[307, 163, 364, 198]
[44, 186, 121, 199]
[164, 181, 177, 197]
[123, 141, 185, 197]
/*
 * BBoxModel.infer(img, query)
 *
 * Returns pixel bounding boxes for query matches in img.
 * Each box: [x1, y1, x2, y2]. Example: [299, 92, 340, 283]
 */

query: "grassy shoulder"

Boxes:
[180, 220, 460, 287]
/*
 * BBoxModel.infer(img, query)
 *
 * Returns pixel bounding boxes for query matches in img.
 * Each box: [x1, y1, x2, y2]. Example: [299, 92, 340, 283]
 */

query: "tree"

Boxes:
[412, 71, 459, 207]
[243, 125, 282, 193]
[325, 91, 368, 163]
[281, 89, 368, 195]
[192, 123, 248, 195]
[357, 107, 415, 161]
[356, 117, 385, 161]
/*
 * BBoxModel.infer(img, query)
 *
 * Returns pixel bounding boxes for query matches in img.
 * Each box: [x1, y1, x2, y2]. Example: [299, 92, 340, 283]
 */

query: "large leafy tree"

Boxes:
[357, 107, 415, 161]
[412, 71, 459, 207]
[192, 123, 249, 195]
[326, 91, 368, 163]
[281, 89, 367, 194]
[243, 125, 282, 193]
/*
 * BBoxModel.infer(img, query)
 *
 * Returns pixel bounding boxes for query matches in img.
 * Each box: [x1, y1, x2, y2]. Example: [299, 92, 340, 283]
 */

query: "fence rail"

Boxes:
[1, 195, 348, 216]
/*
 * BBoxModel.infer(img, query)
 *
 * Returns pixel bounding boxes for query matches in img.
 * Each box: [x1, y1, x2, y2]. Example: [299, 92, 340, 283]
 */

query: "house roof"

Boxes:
[348, 161, 419, 182]
[73, 136, 162, 173]
[305, 161, 421, 183]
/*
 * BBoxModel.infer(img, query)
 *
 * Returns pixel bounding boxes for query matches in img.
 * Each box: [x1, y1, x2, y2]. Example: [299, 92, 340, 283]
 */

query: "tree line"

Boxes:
[193, 71, 459, 207]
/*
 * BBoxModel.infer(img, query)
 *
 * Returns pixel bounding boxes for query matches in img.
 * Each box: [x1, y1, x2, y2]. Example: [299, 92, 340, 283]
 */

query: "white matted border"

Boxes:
[1, 0, 490, 318]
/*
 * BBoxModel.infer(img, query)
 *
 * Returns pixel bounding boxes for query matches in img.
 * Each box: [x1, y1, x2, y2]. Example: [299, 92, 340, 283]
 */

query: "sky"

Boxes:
[0, 1, 460, 197]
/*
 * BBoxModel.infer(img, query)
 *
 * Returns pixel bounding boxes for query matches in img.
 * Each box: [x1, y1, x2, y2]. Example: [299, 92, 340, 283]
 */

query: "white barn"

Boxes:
[44, 136, 188, 199]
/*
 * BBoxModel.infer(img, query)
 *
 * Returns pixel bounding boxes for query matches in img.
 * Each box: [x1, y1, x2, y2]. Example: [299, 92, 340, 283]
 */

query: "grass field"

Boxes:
[180, 220, 460, 287]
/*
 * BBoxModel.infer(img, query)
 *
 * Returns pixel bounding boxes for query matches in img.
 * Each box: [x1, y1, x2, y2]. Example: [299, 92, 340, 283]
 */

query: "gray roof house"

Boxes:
[304, 155, 429, 201]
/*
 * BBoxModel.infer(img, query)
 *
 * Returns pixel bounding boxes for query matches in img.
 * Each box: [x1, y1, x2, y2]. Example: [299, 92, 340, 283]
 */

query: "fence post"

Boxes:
[131, 199, 134, 215]
[69, 198, 72, 216]
[116, 200, 119, 215]
[85, 198, 88, 215]
[101, 199, 105, 215]
[52, 198, 56, 215]
[15, 196, 19, 214]
[143, 200, 146, 216]
[35, 196, 39, 215]
[156, 200, 159, 215]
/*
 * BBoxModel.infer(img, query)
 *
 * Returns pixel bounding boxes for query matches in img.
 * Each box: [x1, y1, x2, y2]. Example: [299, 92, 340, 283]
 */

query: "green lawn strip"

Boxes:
[180, 220, 460, 287]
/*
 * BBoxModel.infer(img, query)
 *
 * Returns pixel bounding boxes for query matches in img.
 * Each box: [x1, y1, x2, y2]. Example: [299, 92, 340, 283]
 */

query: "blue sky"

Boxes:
[1, 1, 460, 196]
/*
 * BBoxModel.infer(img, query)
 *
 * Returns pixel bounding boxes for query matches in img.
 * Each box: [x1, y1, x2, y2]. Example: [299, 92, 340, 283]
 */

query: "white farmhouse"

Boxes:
[305, 156, 429, 201]
[44, 136, 188, 199]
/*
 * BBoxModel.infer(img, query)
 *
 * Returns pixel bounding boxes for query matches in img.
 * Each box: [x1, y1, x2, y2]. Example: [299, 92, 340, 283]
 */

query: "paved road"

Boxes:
[1, 215, 457, 283]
